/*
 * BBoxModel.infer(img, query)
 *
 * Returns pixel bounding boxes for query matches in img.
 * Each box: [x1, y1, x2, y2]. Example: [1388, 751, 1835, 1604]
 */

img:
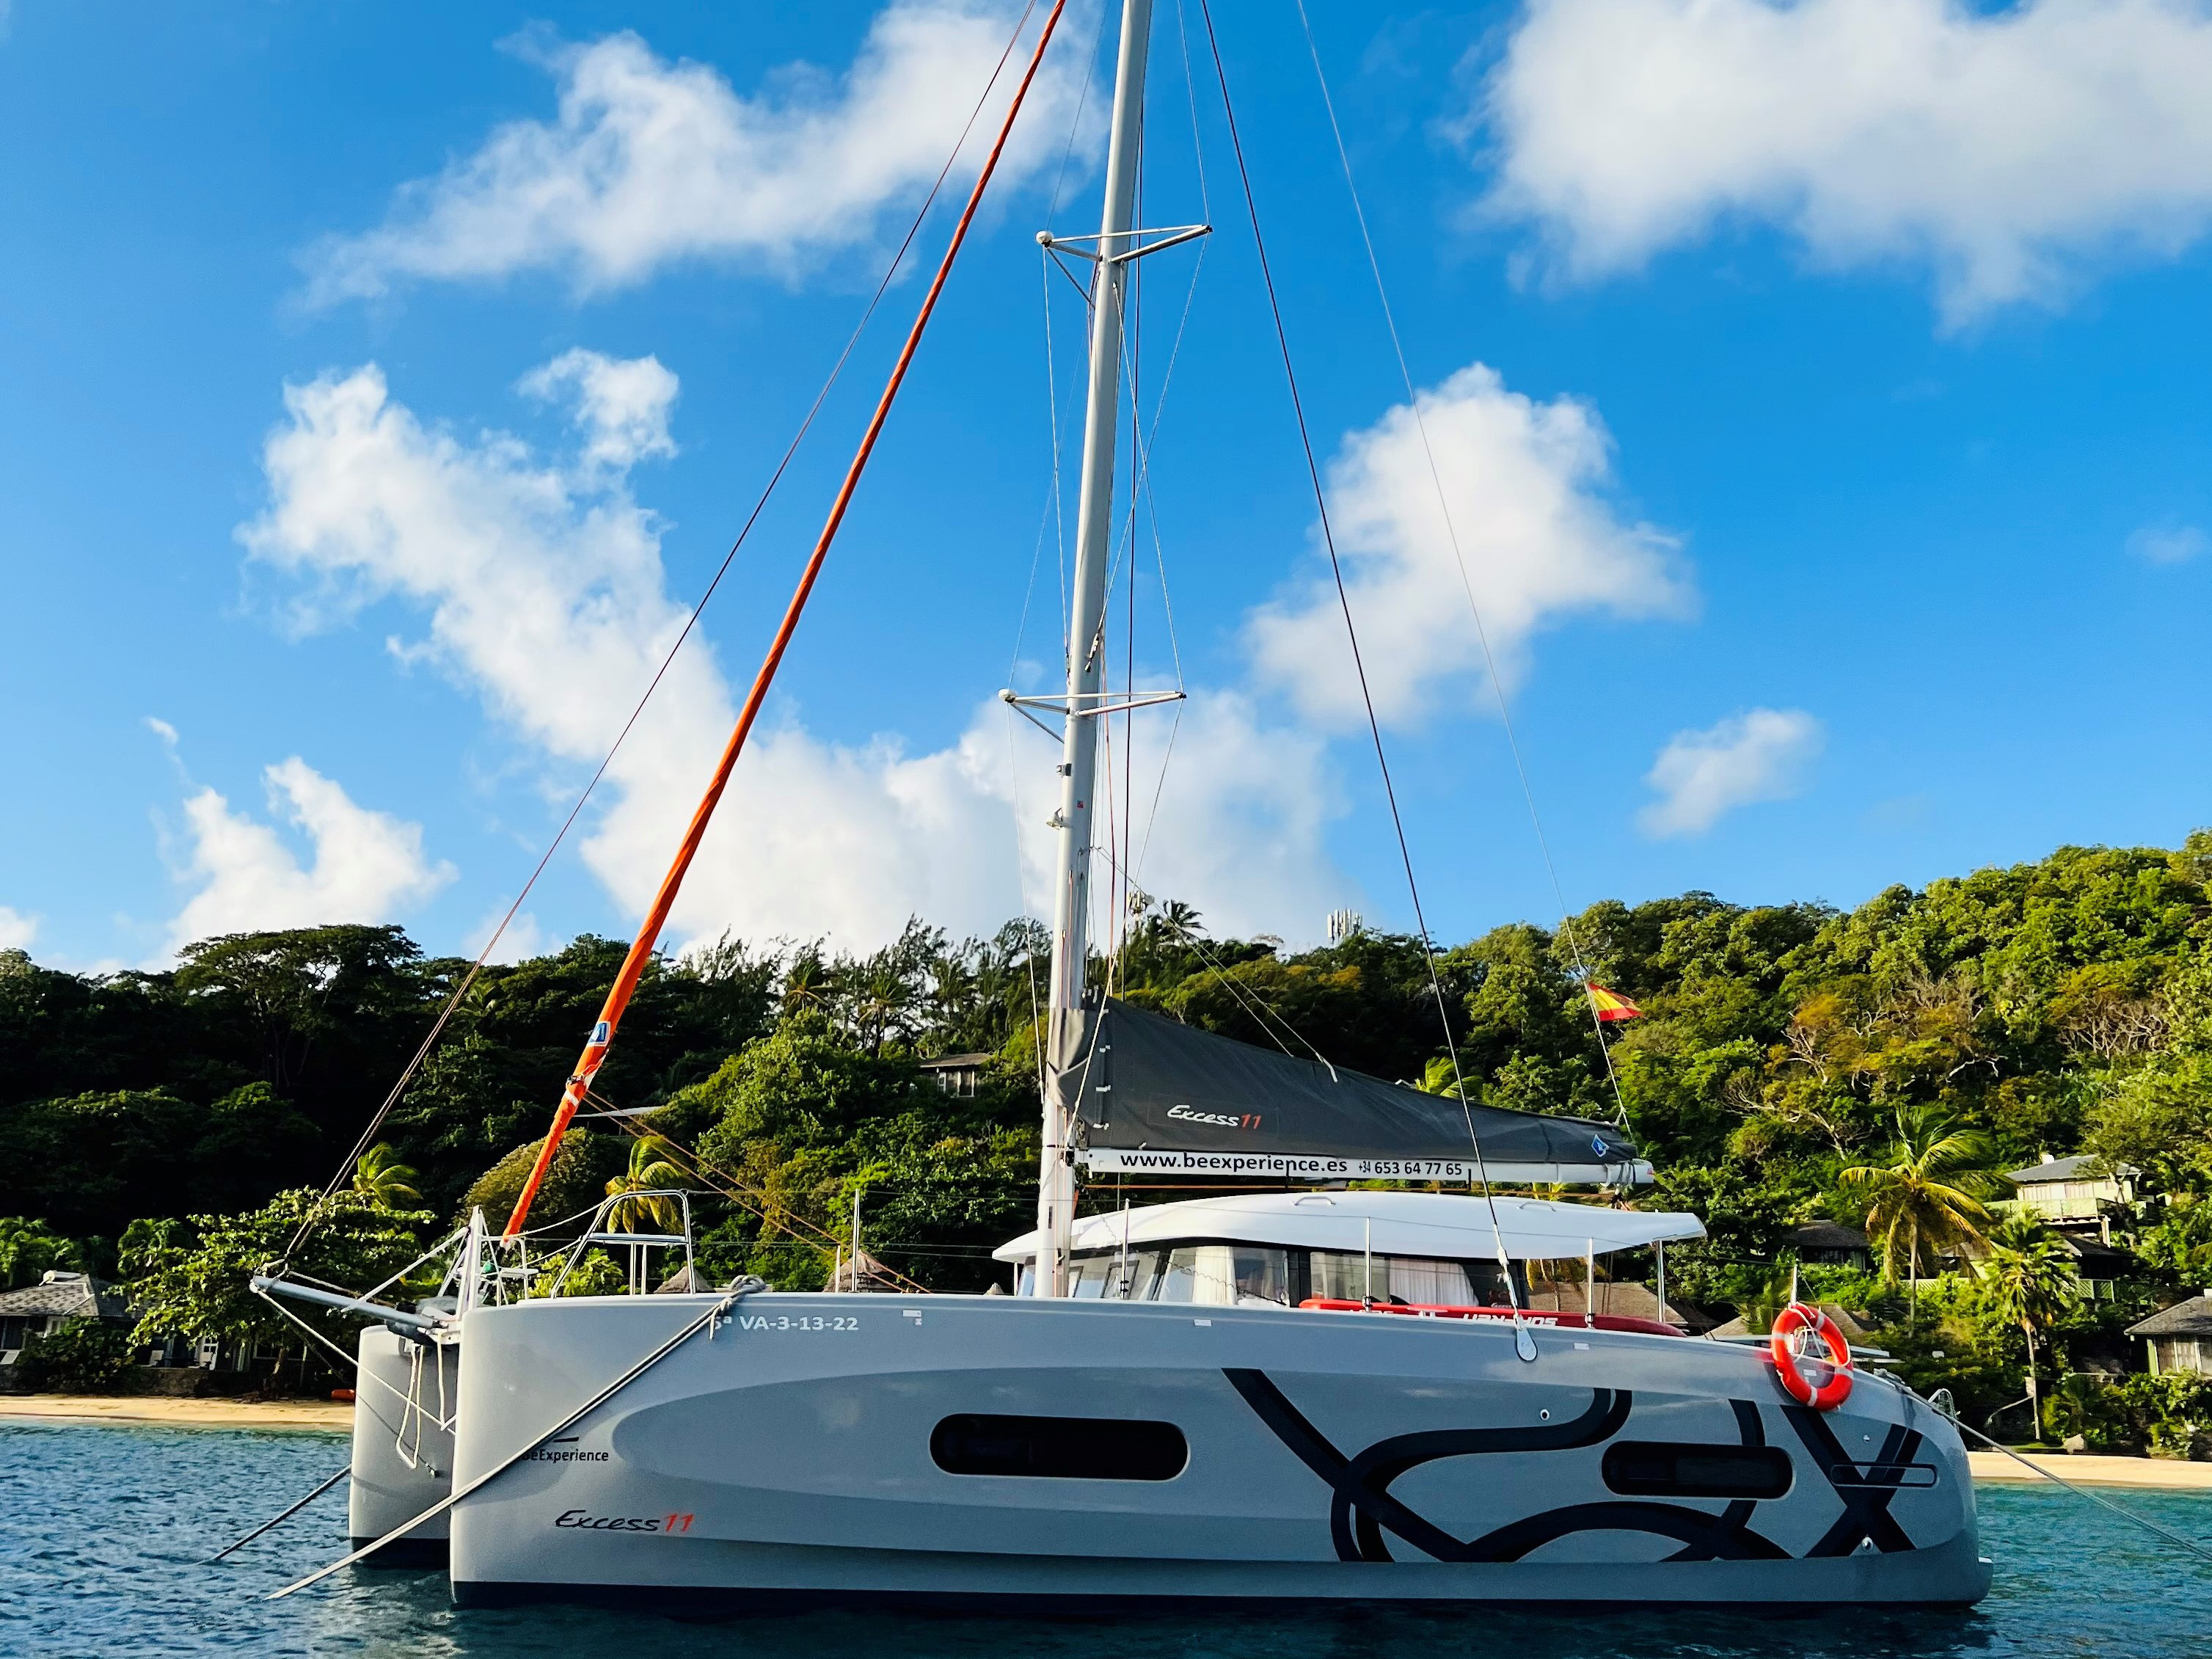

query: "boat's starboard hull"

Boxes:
[442, 1292, 1990, 1608]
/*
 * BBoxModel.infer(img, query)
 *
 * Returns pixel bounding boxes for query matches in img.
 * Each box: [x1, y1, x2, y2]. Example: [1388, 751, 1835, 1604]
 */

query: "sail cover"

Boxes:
[1060, 997, 1649, 1186]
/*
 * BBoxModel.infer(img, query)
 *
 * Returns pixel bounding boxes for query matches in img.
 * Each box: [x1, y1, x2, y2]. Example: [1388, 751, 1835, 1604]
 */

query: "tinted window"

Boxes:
[931, 1414, 1189, 1481]
[1602, 1441, 1793, 1500]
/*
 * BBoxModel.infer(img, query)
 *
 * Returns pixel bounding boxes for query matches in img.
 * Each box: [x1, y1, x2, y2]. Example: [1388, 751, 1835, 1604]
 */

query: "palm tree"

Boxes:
[781, 948, 833, 1016]
[605, 1136, 687, 1235]
[1839, 1104, 1999, 1319]
[1158, 901, 1205, 948]
[352, 1143, 421, 1208]
[1982, 1211, 2078, 1444]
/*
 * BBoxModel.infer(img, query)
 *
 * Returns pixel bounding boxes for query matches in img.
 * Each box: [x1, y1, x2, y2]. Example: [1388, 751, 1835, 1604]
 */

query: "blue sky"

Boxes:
[4, 0, 2211, 971]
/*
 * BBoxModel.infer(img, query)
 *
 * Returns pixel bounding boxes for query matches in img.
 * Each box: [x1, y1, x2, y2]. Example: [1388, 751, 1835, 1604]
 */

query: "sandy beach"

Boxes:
[1967, 1449, 2212, 1490]
[0, 1394, 352, 1431]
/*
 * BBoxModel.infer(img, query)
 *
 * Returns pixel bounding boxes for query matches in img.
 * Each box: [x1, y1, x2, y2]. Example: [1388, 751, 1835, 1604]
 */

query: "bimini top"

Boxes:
[993, 1190, 1706, 1265]
[1059, 997, 1651, 1186]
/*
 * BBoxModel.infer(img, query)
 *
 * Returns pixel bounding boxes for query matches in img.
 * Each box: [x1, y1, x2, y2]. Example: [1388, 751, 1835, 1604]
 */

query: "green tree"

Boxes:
[1979, 1212, 2079, 1442]
[1840, 1106, 2001, 1314]
[125, 1189, 434, 1371]
[352, 1143, 423, 1208]
[604, 1136, 687, 1235]
[18, 1318, 139, 1391]
[0, 1217, 81, 1288]
[460, 1131, 620, 1235]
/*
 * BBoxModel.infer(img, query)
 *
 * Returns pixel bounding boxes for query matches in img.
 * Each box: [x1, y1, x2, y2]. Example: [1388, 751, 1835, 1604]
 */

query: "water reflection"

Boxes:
[5, 1420, 2204, 1659]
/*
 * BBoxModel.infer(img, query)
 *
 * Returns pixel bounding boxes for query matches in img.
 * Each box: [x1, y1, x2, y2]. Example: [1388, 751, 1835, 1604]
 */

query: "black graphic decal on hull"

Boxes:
[1227, 1370, 1647, 1563]
[1466, 1499, 1788, 1562]
[1781, 1405, 1924, 1556]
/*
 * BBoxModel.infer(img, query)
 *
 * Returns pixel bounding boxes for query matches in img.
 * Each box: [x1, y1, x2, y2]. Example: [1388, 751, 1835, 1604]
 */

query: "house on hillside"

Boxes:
[1786, 1221, 1872, 1272]
[2128, 1294, 2212, 1374]
[0, 1272, 142, 1366]
[919, 1052, 992, 1098]
[2007, 1155, 2136, 1240]
[2056, 1234, 2135, 1302]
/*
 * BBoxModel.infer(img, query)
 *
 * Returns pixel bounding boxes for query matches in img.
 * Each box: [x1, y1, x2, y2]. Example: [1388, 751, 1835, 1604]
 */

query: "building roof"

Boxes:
[0, 1272, 134, 1321]
[996, 1192, 1707, 1264]
[1709, 1303, 1872, 1342]
[2061, 1237, 2135, 1275]
[919, 1052, 993, 1069]
[2127, 1295, 2212, 1339]
[2008, 1155, 2134, 1185]
[1529, 1281, 1718, 1332]
[1786, 1221, 1869, 1251]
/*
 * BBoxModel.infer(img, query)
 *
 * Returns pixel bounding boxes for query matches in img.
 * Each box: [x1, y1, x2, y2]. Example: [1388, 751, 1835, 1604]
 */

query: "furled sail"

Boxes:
[1058, 996, 1650, 1186]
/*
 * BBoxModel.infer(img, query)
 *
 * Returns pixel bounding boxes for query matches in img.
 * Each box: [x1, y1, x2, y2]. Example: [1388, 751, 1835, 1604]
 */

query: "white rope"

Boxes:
[1946, 1408, 2212, 1568]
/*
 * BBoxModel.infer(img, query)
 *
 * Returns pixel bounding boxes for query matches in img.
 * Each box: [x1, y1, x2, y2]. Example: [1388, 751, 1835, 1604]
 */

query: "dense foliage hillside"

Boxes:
[8, 835, 2212, 1436]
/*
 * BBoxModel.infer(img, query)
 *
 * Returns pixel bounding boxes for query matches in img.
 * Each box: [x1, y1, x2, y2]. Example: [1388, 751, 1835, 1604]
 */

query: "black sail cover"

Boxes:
[1059, 996, 1648, 1186]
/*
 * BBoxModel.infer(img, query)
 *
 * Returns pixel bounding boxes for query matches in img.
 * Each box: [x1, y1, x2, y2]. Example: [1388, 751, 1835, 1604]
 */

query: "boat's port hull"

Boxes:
[348, 1324, 457, 1559]
[442, 1292, 1990, 1608]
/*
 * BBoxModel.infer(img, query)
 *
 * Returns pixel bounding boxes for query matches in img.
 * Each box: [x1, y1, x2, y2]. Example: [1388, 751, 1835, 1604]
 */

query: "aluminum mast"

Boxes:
[1037, 0, 1153, 1298]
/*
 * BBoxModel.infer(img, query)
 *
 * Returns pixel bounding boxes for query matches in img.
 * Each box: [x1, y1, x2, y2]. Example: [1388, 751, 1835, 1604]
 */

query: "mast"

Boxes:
[1038, 0, 1153, 1297]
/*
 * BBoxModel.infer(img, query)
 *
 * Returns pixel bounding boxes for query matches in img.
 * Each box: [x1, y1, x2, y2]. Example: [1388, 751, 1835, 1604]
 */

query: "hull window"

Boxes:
[1602, 1442, 1795, 1500]
[930, 1414, 1189, 1481]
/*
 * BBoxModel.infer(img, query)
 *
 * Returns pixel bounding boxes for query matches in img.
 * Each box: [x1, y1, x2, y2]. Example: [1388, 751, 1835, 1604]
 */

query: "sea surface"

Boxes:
[4, 1418, 2211, 1659]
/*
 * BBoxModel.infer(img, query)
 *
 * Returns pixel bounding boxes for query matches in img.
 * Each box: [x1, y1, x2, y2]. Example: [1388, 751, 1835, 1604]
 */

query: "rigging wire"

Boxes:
[594, 1104, 932, 1297]
[1195, 0, 1532, 1330]
[285, 2, 1054, 1259]
[1090, 838, 1334, 1076]
[1291, 0, 1630, 1130]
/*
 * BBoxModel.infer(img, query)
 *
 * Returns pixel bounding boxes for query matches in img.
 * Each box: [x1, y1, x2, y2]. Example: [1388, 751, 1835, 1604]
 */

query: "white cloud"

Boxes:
[1638, 707, 1822, 838]
[468, 903, 553, 965]
[239, 358, 1344, 950]
[1480, 0, 2212, 320]
[519, 349, 679, 470]
[0, 906, 39, 951]
[1247, 362, 1686, 729]
[163, 756, 456, 954]
[302, 3, 1089, 305]
[2128, 519, 2208, 564]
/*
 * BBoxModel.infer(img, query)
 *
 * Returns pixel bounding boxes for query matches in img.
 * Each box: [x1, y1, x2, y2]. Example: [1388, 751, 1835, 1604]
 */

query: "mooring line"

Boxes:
[1949, 1412, 2212, 1567]
[266, 1283, 759, 1600]
[208, 1463, 350, 1564]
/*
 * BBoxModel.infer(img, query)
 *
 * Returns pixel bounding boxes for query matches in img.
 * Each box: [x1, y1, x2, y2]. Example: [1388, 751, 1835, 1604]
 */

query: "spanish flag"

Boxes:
[1588, 985, 1642, 1024]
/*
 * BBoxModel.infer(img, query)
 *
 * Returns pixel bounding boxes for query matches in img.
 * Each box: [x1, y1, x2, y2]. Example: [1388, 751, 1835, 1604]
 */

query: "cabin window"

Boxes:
[1602, 1442, 1794, 1500]
[1067, 1253, 1155, 1299]
[931, 1414, 1189, 1480]
[1142, 1244, 1289, 1306]
[1309, 1251, 1481, 1306]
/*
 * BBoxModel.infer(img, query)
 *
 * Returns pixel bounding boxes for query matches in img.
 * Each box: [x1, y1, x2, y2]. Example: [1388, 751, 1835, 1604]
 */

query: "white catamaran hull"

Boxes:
[349, 1326, 457, 1562]
[442, 1292, 1990, 1608]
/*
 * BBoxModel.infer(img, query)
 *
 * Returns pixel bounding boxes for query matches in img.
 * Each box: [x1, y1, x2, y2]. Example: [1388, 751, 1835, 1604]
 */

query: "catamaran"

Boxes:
[261, 0, 1990, 1611]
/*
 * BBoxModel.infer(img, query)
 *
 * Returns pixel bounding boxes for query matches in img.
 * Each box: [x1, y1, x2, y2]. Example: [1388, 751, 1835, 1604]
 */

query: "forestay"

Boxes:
[1058, 996, 1652, 1185]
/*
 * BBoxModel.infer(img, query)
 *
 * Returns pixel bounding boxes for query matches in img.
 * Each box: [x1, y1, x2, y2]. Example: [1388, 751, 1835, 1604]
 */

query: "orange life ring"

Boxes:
[1769, 1301, 1853, 1410]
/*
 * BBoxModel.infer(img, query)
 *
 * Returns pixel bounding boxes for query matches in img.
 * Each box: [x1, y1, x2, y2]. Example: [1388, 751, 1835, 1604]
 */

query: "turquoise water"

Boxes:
[5, 1418, 2211, 1658]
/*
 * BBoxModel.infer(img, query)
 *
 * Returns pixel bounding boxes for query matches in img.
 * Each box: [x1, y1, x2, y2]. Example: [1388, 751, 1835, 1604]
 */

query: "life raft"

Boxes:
[1299, 1299, 1681, 1337]
[1769, 1300, 1854, 1410]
